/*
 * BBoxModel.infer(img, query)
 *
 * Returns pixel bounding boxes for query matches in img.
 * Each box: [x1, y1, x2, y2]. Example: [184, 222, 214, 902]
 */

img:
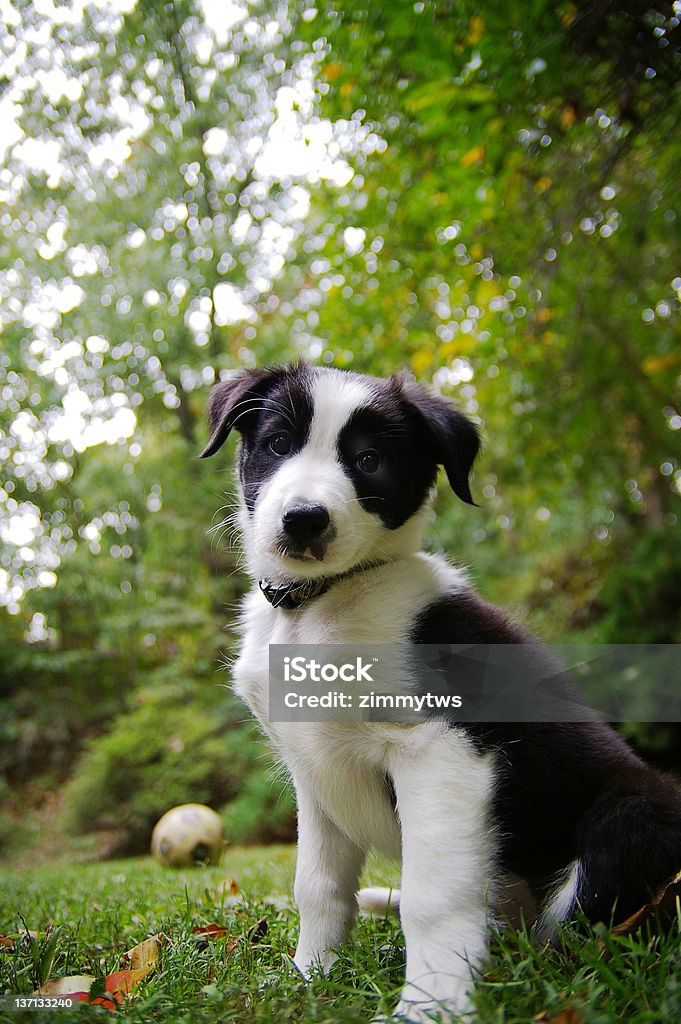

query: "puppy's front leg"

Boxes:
[293, 779, 366, 977]
[387, 725, 494, 1021]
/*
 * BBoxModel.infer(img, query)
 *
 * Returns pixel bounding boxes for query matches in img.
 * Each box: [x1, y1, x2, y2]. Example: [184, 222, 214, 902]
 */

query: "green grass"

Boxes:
[1, 847, 681, 1023]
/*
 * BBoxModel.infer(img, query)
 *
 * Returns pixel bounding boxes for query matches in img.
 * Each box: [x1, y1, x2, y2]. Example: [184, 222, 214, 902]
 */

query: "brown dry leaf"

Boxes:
[34, 976, 95, 998]
[247, 917, 268, 944]
[212, 877, 240, 900]
[0, 935, 15, 952]
[121, 934, 163, 970]
[192, 923, 229, 940]
[533, 1008, 583, 1024]
[34, 958, 156, 1009]
[192, 923, 230, 952]
[105, 967, 154, 995]
[88, 992, 124, 1010]
[192, 916, 268, 954]
[612, 868, 681, 937]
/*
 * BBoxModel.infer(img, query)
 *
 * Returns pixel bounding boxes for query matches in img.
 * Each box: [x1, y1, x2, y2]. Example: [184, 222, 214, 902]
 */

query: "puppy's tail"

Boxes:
[356, 887, 401, 915]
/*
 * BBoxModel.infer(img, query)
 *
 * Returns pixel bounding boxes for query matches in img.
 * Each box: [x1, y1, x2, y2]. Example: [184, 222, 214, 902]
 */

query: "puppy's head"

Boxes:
[200, 362, 479, 581]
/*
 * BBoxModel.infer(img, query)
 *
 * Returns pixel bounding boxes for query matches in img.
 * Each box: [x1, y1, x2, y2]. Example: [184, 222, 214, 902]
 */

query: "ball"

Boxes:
[151, 803, 225, 867]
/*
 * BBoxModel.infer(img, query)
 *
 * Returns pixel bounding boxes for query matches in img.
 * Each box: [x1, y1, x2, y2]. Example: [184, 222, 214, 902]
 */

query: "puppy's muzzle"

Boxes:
[281, 503, 334, 561]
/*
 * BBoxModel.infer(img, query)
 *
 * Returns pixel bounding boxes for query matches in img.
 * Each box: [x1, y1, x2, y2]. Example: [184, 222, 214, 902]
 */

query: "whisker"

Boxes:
[231, 395, 297, 429]
[337, 494, 387, 504]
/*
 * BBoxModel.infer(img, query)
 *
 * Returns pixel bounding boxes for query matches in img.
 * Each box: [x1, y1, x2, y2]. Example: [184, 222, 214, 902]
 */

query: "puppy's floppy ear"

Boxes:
[396, 376, 481, 505]
[199, 366, 286, 458]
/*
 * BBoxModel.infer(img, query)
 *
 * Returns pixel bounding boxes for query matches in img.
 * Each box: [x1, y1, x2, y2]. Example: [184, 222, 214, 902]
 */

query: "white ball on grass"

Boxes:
[151, 803, 226, 867]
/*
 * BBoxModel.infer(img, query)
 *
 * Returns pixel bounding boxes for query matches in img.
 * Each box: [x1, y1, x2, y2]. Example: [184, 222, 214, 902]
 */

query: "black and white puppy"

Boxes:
[200, 361, 681, 1022]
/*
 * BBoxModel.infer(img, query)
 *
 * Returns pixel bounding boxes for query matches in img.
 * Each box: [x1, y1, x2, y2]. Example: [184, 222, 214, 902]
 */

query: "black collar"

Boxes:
[259, 577, 332, 610]
[259, 562, 384, 611]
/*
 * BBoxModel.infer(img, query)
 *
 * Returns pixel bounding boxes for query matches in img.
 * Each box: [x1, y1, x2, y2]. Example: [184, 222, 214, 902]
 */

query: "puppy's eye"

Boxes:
[356, 449, 380, 474]
[269, 432, 292, 456]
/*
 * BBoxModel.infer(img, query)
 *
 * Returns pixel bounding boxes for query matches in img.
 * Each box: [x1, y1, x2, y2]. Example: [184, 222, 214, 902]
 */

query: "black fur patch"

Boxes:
[337, 375, 480, 529]
[238, 369, 314, 514]
[200, 363, 314, 514]
[411, 592, 681, 922]
[395, 376, 481, 505]
[337, 403, 439, 529]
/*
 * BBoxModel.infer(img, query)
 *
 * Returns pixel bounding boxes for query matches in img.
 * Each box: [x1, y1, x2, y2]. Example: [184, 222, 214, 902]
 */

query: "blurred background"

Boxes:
[0, 0, 679, 865]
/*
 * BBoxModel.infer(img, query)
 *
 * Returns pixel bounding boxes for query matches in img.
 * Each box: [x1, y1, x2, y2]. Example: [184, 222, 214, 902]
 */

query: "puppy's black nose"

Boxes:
[282, 503, 330, 543]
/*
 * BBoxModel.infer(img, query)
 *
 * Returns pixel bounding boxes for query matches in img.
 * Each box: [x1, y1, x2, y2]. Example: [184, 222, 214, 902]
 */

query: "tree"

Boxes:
[0, 0, 321, 847]
[280, 0, 681, 629]
[2, 0, 680, 857]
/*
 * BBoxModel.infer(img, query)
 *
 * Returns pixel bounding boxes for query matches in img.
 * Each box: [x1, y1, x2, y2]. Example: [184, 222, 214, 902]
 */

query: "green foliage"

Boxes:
[0, 808, 31, 858]
[1, 0, 680, 857]
[594, 529, 681, 643]
[3, 853, 681, 1022]
[61, 692, 294, 854]
[221, 768, 297, 847]
[0, 624, 125, 790]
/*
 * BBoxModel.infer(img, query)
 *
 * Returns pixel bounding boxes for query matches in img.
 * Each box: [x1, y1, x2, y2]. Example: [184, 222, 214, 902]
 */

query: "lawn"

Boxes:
[1, 846, 681, 1023]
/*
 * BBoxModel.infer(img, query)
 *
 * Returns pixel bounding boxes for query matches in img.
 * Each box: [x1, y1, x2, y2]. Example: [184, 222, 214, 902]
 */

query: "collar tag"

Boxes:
[259, 577, 331, 610]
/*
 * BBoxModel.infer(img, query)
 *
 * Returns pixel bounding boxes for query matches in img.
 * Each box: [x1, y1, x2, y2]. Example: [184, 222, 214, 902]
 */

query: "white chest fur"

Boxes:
[232, 552, 470, 855]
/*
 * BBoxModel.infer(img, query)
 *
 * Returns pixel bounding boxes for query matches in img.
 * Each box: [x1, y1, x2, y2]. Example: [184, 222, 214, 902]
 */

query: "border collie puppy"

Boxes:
[200, 362, 681, 1022]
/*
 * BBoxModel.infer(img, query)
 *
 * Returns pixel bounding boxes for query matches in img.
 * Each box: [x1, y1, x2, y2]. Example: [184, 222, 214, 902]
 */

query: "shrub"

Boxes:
[221, 767, 296, 846]
[594, 529, 681, 643]
[62, 691, 295, 855]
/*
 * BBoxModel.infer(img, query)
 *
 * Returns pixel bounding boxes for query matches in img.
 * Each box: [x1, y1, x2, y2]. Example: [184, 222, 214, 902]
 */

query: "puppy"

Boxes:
[200, 362, 681, 1021]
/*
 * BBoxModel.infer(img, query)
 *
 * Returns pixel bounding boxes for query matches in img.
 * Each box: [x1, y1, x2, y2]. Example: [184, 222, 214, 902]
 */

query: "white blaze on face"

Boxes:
[304, 369, 374, 454]
[244, 369, 387, 580]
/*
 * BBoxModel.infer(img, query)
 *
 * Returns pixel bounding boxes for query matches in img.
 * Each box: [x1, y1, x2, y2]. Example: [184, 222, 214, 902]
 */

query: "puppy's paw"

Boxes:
[291, 956, 311, 982]
[292, 949, 339, 981]
[385, 995, 475, 1022]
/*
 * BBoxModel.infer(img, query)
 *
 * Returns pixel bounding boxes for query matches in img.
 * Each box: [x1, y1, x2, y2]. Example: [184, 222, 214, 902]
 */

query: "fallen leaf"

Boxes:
[612, 868, 681, 936]
[192, 923, 229, 939]
[247, 918, 268, 944]
[212, 877, 240, 901]
[533, 1008, 582, 1024]
[105, 968, 154, 995]
[33, 956, 156, 1008]
[192, 923, 231, 951]
[88, 979, 124, 1011]
[0, 935, 15, 952]
[121, 934, 162, 970]
[89, 994, 123, 1010]
[34, 976, 96, 998]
